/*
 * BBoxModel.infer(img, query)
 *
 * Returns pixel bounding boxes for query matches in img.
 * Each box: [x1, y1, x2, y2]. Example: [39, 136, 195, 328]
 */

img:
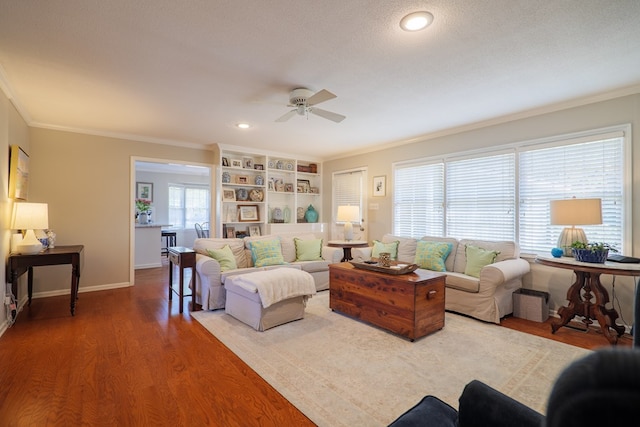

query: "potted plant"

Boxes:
[570, 241, 618, 264]
[135, 199, 152, 224]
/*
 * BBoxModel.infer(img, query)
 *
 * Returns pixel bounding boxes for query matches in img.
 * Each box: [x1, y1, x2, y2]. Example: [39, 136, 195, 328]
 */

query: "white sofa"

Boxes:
[353, 234, 531, 324]
[192, 233, 342, 310]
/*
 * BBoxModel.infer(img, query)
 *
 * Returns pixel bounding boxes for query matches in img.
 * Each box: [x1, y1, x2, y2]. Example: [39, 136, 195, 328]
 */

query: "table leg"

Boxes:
[551, 271, 624, 345]
[70, 264, 80, 316]
[342, 247, 353, 262]
[168, 261, 174, 301]
[178, 265, 184, 313]
[28, 267, 34, 306]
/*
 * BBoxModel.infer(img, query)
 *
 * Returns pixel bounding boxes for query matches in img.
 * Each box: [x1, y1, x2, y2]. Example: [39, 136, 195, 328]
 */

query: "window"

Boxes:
[393, 127, 628, 253]
[168, 184, 210, 229]
[332, 169, 365, 225]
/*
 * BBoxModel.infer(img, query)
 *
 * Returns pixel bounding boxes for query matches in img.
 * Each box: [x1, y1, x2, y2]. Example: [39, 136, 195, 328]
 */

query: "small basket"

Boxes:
[572, 248, 608, 264]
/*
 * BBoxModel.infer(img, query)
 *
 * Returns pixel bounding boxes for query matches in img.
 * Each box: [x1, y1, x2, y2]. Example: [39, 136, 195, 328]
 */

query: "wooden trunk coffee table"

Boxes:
[329, 262, 446, 341]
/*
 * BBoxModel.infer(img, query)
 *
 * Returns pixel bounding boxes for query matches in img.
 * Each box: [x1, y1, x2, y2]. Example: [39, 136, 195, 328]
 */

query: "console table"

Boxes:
[8, 245, 84, 317]
[168, 246, 195, 313]
[327, 240, 369, 262]
[535, 255, 640, 346]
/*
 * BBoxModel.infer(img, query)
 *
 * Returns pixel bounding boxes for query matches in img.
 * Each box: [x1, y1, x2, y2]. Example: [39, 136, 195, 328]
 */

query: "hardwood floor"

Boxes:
[0, 262, 631, 426]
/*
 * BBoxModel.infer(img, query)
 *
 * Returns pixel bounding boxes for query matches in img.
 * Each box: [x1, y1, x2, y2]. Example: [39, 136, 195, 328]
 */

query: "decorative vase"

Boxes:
[304, 205, 318, 223]
[284, 205, 291, 223]
[139, 212, 149, 224]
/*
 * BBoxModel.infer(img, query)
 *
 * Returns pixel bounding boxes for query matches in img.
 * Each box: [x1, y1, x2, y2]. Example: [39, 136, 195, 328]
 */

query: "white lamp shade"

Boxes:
[549, 198, 602, 225]
[336, 205, 360, 223]
[11, 202, 49, 230]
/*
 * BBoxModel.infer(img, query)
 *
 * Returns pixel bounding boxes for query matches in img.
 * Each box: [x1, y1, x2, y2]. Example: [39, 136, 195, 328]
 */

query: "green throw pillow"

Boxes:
[372, 240, 399, 260]
[464, 244, 500, 278]
[250, 239, 285, 267]
[294, 238, 323, 261]
[206, 245, 237, 272]
[414, 241, 453, 272]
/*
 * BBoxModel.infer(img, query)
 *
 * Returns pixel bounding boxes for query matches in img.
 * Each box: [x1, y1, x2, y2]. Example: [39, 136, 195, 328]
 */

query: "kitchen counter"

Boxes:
[135, 224, 172, 269]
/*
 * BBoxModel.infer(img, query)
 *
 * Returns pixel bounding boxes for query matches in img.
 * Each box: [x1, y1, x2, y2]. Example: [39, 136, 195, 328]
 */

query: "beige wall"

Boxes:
[1, 91, 30, 333]
[322, 93, 640, 327]
[25, 128, 214, 297]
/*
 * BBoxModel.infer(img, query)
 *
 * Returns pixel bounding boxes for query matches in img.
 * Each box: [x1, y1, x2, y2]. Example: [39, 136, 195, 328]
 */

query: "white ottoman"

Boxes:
[224, 268, 316, 331]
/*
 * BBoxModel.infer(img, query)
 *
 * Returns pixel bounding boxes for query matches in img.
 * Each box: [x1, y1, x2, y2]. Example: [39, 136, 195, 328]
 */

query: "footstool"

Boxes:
[224, 268, 317, 331]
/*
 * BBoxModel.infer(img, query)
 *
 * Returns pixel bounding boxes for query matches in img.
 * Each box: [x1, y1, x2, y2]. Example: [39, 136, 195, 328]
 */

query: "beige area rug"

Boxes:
[192, 291, 589, 426]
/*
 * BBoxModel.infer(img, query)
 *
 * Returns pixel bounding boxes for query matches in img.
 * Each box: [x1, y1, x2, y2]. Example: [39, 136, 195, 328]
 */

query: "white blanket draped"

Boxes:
[229, 268, 316, 308]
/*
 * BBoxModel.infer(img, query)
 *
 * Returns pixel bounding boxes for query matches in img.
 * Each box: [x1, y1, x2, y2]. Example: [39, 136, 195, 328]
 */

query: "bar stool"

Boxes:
[161, 230, 177, 257]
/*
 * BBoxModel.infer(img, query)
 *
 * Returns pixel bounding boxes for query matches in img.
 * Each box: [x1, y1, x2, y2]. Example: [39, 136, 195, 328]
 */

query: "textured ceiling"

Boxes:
[1, 0, 640, 159]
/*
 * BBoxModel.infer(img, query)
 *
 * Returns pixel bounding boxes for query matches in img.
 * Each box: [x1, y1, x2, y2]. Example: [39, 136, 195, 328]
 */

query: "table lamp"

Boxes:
[337, 205, 360, 241]
[11, 202, 49, 254]
[550, 198, 601, 256]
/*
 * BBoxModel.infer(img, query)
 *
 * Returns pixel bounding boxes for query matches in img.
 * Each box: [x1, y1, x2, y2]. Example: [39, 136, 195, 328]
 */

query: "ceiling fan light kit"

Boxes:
[400, 11, 434, 31]
[276, 88, 346, 123]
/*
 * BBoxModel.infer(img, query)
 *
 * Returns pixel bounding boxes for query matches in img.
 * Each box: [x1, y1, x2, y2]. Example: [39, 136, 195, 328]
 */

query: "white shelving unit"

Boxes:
[216, 149, 322, 238]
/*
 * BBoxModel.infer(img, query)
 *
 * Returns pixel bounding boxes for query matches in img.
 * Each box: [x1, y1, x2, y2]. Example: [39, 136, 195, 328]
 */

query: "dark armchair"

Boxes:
[389, 348, 640, 427]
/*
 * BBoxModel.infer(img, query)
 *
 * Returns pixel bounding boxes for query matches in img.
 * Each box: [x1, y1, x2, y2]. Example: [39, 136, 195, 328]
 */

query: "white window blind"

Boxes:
[393, 162, 444, 238]
[446, 152, 516, 240]
[519, 136, 623, 253]
[169, 184, 210, 229]
[333, 170, 364, 224]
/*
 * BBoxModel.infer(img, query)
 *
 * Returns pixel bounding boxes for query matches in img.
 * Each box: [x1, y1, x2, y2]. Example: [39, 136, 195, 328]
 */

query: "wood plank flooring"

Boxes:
[0, 262, 631, 425]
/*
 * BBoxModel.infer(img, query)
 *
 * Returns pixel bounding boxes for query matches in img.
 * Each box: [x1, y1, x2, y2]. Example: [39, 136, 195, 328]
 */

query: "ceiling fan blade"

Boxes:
[306, 89, 336, 106]
[275, 110, 297, 122]
[310, 107, 346, 123]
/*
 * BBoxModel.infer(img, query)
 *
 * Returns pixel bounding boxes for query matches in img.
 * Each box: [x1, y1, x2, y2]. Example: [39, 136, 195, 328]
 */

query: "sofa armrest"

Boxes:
[479, 258, 530, 289]
[458, 380, 543, 427]
[196, 253, 222, 278]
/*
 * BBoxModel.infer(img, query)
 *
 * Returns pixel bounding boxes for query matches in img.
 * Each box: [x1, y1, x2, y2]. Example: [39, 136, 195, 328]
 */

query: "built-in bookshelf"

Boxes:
[217, 149, 322, 238]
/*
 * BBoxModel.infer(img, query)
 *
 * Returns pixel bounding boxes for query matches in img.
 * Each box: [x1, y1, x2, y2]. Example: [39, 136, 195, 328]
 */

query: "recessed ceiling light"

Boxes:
[236, 123, 250, 129]
[400, 11, 434, 32]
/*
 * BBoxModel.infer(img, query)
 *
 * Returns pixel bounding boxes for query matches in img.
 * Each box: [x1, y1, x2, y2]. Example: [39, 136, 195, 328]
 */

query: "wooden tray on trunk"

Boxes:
[349, 261, 419, 275]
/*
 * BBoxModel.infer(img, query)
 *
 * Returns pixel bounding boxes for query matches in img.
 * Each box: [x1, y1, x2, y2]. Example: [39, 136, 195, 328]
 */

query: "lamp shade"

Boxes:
[549, 198, 602, 225]
[336, 205, 360, 223]
[11, 202, 49, 230]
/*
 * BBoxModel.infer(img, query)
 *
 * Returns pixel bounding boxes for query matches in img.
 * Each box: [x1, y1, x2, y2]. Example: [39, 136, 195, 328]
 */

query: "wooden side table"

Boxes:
[535, 255, 640, 346]
[168, 246, 195, 313]
[327, 240, 369, 262]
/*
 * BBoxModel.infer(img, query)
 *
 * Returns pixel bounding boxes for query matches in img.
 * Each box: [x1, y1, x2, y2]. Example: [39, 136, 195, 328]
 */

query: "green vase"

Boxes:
[304, 205, 318, 223]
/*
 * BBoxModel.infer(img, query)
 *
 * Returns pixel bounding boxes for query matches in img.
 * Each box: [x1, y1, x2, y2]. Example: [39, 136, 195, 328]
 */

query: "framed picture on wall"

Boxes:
[373, 175, 386, 197]
[136, 182, 153, 202]
[9, 145, 29, 200]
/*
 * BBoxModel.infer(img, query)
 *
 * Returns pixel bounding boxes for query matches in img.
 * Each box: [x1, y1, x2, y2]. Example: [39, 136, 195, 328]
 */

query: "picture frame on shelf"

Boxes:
[268, 179, 274, 191]
[243, 157, 253, 169]
[230, 158, 243, 168]
[226, 226, 235, 239]
[9, 145, 29, 200]
[238, 205, 259, 222]
[236, 175, 249, 184]
[254, 163, 264, 170]
[249, 225, 261, 237]
[284, 183, 294, 193]
[136, 181, 153, 202]
[222, 157, 229, 167]
[297, 179, 310, 193]
[222, 189, 236, 201]
[373, 175, 386, 196]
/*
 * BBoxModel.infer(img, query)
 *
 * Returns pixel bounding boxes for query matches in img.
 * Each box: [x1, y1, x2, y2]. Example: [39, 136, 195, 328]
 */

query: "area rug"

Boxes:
[192, 292, 589, 426]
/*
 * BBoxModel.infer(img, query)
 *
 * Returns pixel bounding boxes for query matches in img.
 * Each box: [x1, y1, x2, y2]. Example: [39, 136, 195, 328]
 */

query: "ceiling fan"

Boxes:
[275, 88, 346, 123]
